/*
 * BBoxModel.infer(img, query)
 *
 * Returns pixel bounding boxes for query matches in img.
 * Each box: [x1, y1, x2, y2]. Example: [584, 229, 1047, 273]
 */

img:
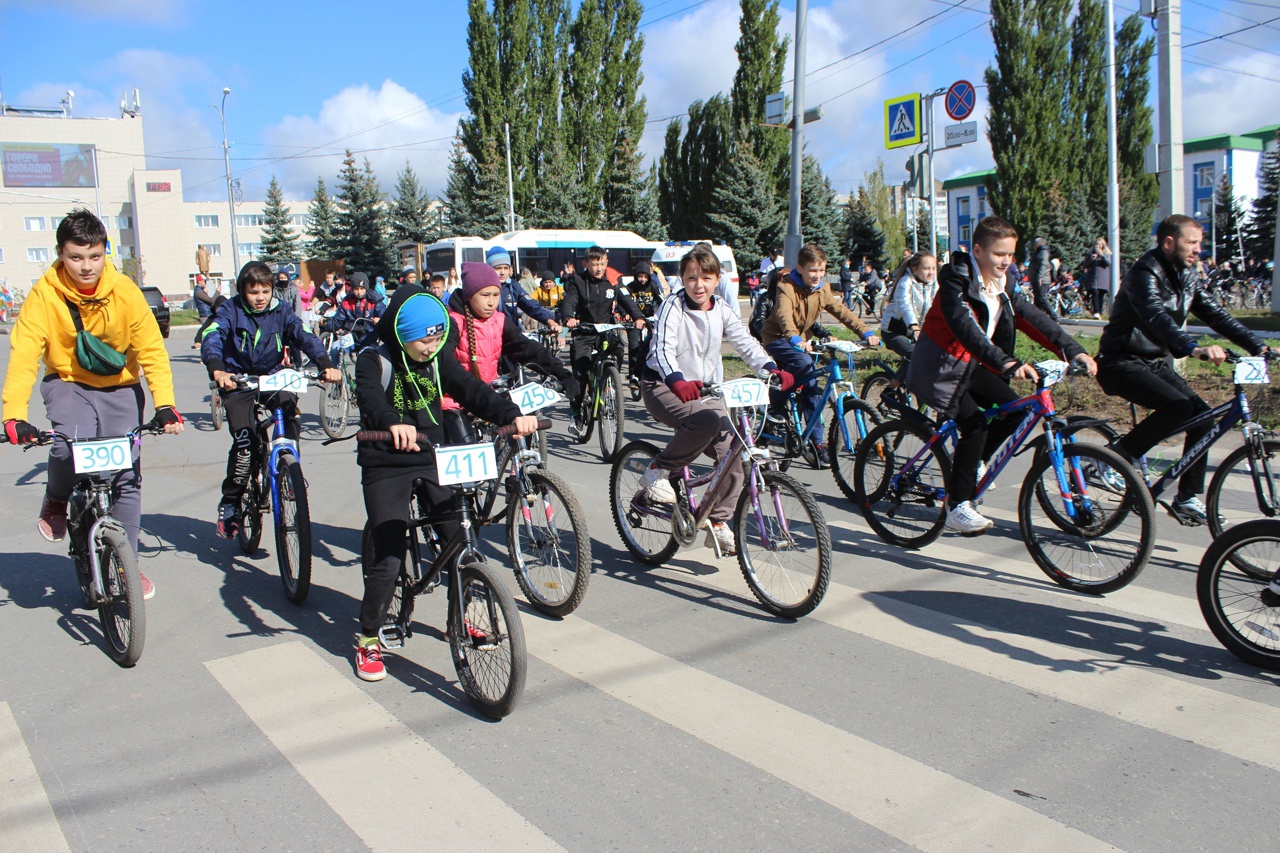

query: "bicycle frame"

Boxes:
[760, 345, 865, 449]
[1140, 387, 1258, 502]
[263, 405, 300, 519]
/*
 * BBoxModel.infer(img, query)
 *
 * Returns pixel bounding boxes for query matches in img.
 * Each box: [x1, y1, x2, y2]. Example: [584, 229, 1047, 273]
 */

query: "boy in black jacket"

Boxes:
[562, 245, 645, 436]
[351, 285, 537, 682]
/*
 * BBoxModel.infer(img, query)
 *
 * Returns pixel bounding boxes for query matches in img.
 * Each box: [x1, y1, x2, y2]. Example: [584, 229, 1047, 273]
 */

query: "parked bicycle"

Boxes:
[229, 366, 325, 605]
[854, 361, 1156, 594]
[320, 316, 376, 439]
[1197, 518, 1280, 671]
[5, 423, 167, 666]
[357, 422, 540, 719]
[568, 322, 631, 462]
[1048, 281, 1086, 319]
[611, 377, 833, 618]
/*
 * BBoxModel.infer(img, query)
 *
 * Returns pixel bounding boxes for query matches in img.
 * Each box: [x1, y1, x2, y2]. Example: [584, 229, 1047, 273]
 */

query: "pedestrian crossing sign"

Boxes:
[885, 93, 922, 149]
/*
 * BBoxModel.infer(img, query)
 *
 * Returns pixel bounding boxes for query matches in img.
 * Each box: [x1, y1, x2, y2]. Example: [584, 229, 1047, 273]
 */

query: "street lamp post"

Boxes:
[213, 88, 241, 275]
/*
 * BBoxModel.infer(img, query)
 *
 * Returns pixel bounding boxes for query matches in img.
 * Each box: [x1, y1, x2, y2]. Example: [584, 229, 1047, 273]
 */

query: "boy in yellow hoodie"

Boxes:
[2, 209, 183, 599]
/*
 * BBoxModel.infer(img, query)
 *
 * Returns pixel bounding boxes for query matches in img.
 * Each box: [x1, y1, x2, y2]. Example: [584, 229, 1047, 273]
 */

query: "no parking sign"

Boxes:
[945, 80, 976, 121]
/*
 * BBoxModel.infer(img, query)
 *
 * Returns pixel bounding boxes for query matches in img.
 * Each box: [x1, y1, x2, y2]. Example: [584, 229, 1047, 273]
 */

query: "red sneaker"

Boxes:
[355, 642, 386, 682]
[139, 571, 155, 601]
[38, 496, 68, 542]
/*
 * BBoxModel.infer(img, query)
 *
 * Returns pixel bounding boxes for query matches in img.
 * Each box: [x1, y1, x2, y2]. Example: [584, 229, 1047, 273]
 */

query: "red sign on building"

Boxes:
[145, 181, 171, 193]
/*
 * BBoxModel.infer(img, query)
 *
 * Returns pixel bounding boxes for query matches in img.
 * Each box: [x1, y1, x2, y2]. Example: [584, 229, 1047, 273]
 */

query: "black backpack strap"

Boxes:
[64, 297, 85, 332]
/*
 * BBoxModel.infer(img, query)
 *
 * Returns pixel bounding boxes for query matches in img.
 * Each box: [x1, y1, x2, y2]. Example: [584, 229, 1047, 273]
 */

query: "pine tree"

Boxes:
[1246, 139, 1279, 262]
[530, 133, 589, 229]
[563, 0, 647, 203]
[305, 177, 339, 260]
[706, 138, 783, 263]
[335, 151, 393, 278]
[445, 136, 477, 236]
[1041, 183, 1101, 277]
[801, 155, 841, 264]
[842, 193, 885, 269]
[1214, 174, 1248, 265]
[1118, 178, 1155, 262]
[602, 134, 663, 239]
[730, 0, 789, 186]
[469, 139, 512, 237]
[258, 174, 300, 264]
[389, 162, 432, 246]
[984, 0, 1074, 243]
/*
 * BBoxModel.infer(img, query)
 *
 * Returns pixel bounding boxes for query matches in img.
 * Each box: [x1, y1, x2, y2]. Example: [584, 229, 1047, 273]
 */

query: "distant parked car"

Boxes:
[141, 286, 171, 338]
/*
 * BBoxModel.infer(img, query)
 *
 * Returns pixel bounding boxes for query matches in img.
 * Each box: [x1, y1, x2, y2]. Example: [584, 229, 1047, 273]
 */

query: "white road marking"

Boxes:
[524, 616, 1117, 853]
[205, 642, 562, 853]
[0, 701, 71, 853]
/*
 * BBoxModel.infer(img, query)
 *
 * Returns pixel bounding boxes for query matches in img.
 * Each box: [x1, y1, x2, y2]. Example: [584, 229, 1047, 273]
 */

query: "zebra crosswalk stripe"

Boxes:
[0, 701, 71, 853]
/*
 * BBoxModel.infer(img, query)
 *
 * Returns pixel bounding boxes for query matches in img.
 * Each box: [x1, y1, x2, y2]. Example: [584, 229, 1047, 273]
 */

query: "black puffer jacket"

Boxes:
[1099, 248, 1262, 360]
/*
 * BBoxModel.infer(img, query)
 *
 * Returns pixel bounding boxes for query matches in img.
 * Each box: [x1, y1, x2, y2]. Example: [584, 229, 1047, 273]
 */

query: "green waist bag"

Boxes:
[64, 297, 128, 376]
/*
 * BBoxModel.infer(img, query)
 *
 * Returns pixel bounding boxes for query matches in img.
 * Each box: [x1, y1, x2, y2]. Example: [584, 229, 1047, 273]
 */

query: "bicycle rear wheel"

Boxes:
[860, 371, 898, 418]
[854, 420, 950, 548]
[610, 440, 678, 565]
[96, 526, 146, 667]
[449, 562, 527, 719]
[598, 364, 625, 462]
[320, 369, 351, 440]
[507, 469, 592, 617]
[1197, 519, 1280, 671]
[829, 396, 881, 503]
[1019, 443, 1155, 594]
[275, 456, 313, 604]
[1207, 438, 1280, 580]
[735, 470, 832, 618]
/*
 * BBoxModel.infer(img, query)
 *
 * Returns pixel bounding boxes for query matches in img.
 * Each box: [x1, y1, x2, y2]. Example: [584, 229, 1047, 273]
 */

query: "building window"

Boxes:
[960, 225, 971, 245]
[1196, 197, 1213, 218]
[289, 214, 308, 228]
[195, 215, 219, 228]
[198, 243, 222, 257]
[238, 243, 263, 258]
[116, 216, 133, 230]
[24, 217, 45, 231]
[117, 245, 135, 259]
[50, 216, 64, 230]
[28, 247, 50, 263]
[956, 197, 971, 217]
[235, 214, 265, 227]
[1195, 164, 1215, 189]
[977, 196, 987, 217]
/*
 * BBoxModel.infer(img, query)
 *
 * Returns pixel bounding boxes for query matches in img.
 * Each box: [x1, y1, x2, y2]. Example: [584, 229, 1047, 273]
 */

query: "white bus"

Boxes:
[402, 230, 661, 285]
[651, 240, 741, 294]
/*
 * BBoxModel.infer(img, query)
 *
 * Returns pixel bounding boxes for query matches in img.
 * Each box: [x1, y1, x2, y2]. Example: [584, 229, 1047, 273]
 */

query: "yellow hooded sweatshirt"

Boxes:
[2, 260, 176, 422]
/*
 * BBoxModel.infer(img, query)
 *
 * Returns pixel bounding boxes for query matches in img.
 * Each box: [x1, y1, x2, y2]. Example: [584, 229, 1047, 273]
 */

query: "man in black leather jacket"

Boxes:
[1097, 214, 1269, 525]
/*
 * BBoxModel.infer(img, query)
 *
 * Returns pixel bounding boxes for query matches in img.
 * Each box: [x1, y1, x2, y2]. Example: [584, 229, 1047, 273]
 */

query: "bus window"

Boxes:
[426, 248, 455, 275]
[462, 247, 485, 264]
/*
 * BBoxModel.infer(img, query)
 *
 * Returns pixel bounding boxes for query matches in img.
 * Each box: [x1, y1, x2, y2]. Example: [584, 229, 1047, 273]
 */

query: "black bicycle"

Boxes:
[568, 322, 631, 462]
[6, 423, 166, 666]
[357, 422, 545, 719]
[1197, 518, 1280, 671]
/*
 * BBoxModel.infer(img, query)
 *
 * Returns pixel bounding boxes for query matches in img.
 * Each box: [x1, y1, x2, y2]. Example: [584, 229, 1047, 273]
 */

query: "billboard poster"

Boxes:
[1, 143, 97, 188]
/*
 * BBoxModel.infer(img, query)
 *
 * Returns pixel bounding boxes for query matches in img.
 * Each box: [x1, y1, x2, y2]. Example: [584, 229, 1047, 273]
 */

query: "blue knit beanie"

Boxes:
[395, 293, 449, 347]
[486, 245, 512, 268]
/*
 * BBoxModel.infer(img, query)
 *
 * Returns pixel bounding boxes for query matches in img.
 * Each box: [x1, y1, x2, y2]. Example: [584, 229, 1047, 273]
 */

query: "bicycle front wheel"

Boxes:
[598, 363, 626, 462]
[275, 456, 313, 604]
[854, 420, 950, 548]
[449, 562, 527, 720]
[1019, 443, 1156, 594]
[507, 469, 592, 617]
[237, 465, 265, 554]
[210, 390, 225, 431]
[829, 396, 882, 503]
[610, 440, 677, 565]
[735, 470, 832, 618]
[1207, 438, 1280, 580]
[96, 526, 146, 667]
[320, 369, 351, 439]
[1197, 519, 1280, 671]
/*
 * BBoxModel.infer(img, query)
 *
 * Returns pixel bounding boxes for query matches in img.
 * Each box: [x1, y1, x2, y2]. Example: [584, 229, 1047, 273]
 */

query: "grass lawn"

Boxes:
[169, 309, 199, 326]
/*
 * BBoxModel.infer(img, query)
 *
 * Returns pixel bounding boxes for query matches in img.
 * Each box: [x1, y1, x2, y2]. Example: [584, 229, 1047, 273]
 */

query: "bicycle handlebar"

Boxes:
[354, 418, 552, 445]
[226, 366, 328, 391]
[2, 422, 164, 447]
[568, 322, 636, 336]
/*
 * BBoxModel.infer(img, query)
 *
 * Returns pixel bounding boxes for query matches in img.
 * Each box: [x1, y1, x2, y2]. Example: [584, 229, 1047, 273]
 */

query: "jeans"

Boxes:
[764, 340, 821, 435]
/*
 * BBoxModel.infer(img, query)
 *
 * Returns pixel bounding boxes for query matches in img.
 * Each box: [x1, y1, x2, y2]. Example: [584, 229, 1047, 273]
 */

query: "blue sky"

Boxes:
[1, 0, 1276, 205]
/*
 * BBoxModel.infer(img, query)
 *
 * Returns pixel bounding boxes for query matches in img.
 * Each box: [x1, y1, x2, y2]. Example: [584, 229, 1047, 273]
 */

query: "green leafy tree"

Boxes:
[1118, 178, 1155, 262]
[657, 118, 684, 235]
[563, 0, 647, 204]
[305, 177, 339, 260]
[335, 151, 393, 278]
[469, 139, 512, 237]
[984, 0, 1073, 244]
[258, 174, 300, 264]
[1115, 13, 1158, 259]
[842, 193, 885, 270]
[801, 155, 841, 264]
[1246, 138, 1279, 262]
[1065, 0, 1107, 222]
[657, 94, 733, 239]
[602, 134, 663, 239]
[858, 159, 904, 267]
[389, 162, 433, 246]
[706, 138, 783, 263]
[730, 0, 789, 186]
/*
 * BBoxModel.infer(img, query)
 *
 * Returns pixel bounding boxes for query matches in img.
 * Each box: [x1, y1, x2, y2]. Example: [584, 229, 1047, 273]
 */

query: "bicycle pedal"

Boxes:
[378, 625, 405, 649]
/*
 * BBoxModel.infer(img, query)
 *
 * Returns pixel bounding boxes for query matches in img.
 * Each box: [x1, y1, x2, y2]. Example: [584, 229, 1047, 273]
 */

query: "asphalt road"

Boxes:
[1, 331, 1277, 852]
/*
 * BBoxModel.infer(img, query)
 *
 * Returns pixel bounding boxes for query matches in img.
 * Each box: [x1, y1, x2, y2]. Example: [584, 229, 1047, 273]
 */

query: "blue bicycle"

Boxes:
[854, 361, 1157, 594]
[758, 335, 881, 500]
[228, 367, 323, 604]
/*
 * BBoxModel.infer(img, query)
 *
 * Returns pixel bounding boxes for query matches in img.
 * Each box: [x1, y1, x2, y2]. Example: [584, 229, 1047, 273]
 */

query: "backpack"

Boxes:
[748, 291, 774, 341]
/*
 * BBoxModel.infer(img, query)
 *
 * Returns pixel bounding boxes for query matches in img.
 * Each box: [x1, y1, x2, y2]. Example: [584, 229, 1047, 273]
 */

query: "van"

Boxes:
[651, 241, 740, 294]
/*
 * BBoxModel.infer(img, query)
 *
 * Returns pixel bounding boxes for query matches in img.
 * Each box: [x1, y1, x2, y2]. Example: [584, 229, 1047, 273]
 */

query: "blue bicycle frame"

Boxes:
[264, 404, 299, 519]
[760, 344, 872, 452]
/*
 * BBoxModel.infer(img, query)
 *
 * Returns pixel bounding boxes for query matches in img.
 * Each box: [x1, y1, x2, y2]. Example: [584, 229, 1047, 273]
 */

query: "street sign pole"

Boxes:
[924, 88, 945, 257]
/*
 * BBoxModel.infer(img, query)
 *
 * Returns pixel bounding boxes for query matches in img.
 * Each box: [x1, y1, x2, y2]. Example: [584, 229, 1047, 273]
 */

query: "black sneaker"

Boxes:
[216, 500, 240, 539]
[814, 443, 830, 467]
[765, 406, 786, 424]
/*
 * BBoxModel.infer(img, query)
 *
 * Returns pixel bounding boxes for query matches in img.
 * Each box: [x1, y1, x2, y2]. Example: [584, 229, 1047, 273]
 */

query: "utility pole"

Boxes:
[503, 122, 516, 234]
[1104, 0, 1122, 299]
[1272, 184, 1280, 313]
[1153, 0, 1184, 219]
[783, 0, 807, 267]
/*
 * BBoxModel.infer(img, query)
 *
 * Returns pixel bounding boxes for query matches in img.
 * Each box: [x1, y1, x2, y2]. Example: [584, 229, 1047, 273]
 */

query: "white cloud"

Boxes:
[1182, 57, 1280, 139]
[258, 80, 464, 204]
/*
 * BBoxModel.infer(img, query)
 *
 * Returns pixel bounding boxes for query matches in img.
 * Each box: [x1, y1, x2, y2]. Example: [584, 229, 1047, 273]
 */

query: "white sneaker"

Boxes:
[945, 501, 993, 535]
[639, 464, 676, 504]
[705, 522, 736, 556]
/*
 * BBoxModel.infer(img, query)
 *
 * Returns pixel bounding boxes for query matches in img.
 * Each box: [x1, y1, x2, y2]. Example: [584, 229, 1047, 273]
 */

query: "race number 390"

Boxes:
[72, 437, 133, 474]
[436, 442, 498, 486]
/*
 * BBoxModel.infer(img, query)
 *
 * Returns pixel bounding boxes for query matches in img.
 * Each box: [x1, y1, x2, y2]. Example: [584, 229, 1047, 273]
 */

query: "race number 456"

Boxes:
[512, 382, 561, 414]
